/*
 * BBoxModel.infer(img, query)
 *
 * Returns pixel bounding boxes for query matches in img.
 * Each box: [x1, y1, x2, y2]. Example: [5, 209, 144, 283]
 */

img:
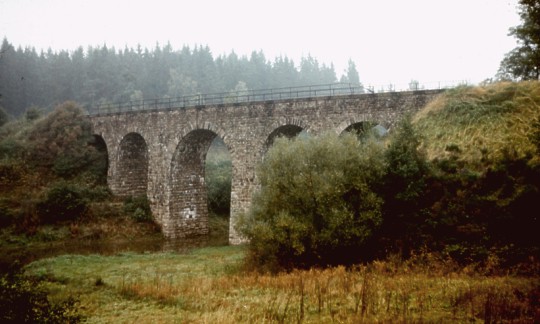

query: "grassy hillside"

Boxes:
[414, 81, 540, 166]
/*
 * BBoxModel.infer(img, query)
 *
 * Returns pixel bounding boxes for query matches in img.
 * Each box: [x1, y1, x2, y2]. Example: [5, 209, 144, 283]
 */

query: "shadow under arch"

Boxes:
[89, 134, 109, 185]
[169, 128, 232, 239]
[116, 132, 149, 197]
[264, 124, 305, 153]
[341, 121, 388, 139]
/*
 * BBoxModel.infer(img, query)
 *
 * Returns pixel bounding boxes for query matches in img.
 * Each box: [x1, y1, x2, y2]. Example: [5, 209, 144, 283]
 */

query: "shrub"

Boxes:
[24, 106, 42, 121]
[37, 182, 87, 224]
[123, 195, 153, 222]
[0, 271, 81, 323]
[0, 106, 8, 127]
[0, 138, 24, 161]
[27, 101, 105, 180]
[379, 116, 432, 255]
[240, 132, 386, 271]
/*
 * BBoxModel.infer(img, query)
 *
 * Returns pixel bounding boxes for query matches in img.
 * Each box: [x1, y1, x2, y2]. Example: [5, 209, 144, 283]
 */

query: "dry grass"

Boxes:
[25, 246, 539, 323]
[414, 81, 540, 165]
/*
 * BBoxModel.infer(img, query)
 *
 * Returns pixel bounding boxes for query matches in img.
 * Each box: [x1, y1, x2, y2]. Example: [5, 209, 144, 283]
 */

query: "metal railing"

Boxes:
[88, 81, 468, 115]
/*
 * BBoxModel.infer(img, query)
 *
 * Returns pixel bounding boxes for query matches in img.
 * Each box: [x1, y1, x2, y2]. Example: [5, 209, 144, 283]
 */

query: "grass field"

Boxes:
[24, 246, 539, 323]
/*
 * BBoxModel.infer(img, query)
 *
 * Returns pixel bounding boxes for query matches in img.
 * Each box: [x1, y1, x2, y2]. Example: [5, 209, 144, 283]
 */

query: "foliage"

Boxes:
[206, 159, 232, 216]
[205, 139, 232, 217]
[339, 59, 361, 86]
[406, 150, 540, 266]
[37, 182, 88, 224]
[0, 271, 81, 323]
[240, 82, 540, 269]
[240, 132, 386, 270]
[24, 106, 42, 121]
[0, 38, 351, 117]
[498, 0, 540, 80]
[0, 101, 112, 236]
[0, 106, 7, 127]
[123, 195, 153, 223]
[27, 101, 104, 178]
[411, 81, 540, 265]
[379, 115, 431, 255]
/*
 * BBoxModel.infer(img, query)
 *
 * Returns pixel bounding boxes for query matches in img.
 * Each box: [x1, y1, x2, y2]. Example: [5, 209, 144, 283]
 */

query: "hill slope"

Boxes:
[414, 81, 540, 166]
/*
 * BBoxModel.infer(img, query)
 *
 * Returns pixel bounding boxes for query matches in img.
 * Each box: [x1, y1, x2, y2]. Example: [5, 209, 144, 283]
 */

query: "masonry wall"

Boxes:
[89, 90, 443, 243]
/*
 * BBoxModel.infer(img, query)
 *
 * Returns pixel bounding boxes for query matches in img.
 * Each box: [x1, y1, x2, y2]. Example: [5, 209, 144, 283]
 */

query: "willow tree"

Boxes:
[239, 132, 386, 271]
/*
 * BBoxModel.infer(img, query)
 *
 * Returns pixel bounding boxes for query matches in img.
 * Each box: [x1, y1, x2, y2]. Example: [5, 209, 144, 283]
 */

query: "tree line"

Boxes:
[0, 38, 360, 117]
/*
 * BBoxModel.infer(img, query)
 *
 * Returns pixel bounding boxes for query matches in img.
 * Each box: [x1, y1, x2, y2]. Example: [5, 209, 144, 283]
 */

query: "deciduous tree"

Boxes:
[498, 0, 540, 80]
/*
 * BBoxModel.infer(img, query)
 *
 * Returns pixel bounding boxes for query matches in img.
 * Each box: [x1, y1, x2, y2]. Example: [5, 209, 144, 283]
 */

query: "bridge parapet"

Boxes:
[90, 83, 364, 115]
[88, 81, 466, 116]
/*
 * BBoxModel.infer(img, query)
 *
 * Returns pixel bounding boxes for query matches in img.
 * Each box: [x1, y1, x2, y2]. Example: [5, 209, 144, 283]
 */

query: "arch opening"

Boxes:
[117, 132, 148, 197]
[89, 134, 108, 185]
[170, 129, 231, 240]
[342, 122, 388, 140]
[205, 137, 232, 244]
[265, 125, 305, 152]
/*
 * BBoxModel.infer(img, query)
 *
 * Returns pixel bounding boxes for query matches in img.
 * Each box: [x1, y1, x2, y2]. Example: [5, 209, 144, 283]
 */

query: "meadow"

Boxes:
[25, 246, 539, 323]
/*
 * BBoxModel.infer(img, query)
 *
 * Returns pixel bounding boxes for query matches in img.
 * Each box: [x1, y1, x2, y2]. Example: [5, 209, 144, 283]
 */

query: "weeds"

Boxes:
[24, 247, 540, 323]
[415, 81, 540, 165]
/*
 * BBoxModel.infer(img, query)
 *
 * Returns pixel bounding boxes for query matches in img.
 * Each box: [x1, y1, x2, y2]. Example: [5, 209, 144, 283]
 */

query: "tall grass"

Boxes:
[414, 81, 540, 166]
[25, 247, 539, 323]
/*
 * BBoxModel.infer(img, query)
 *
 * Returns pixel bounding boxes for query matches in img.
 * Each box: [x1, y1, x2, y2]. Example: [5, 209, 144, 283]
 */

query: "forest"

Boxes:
[0, 38, 360, 117]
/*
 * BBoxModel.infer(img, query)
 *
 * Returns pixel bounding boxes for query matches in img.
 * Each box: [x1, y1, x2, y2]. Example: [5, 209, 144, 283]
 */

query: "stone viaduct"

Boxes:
[88, 87, 443, 244]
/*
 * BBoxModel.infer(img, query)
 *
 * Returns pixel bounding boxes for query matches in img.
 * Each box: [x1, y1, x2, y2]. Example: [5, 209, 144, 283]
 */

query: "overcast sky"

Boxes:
[0, 0, 521, 88]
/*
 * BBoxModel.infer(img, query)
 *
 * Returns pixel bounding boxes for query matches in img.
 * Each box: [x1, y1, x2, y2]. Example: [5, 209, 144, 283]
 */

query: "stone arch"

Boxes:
[268, 117, 309, 133]
[264, 118, 309, 152]
[177, 122, 232, 154]
[338, 118, 389, 138]
[116, 132, 149, 197]
[169, 128, 231, 238]
[89, 134, 109, 185]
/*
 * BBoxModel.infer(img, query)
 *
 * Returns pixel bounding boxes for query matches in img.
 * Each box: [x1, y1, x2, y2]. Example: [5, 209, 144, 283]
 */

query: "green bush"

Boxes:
[123, 195, 153, 222]
[0, 106, 8, 127]
[37, 183, 87, 224]
[240, 132, 386, 271]
[27, 102, 106, 181]
[0, 271, 81, 323]
[24, 106, 42, 121]
[0, 138, 24, 161]
[379, 116, 432, 255]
